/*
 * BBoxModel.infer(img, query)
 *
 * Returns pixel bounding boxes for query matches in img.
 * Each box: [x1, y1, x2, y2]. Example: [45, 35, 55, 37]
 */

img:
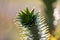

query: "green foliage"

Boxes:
[43, 0, 56, 34]
[17, 8, 39, 40]
[17, 8, 37, 28]
[17, 8, 40, 40]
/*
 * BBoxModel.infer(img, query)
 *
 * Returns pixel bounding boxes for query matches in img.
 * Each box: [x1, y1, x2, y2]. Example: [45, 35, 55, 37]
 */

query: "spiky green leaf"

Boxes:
[17, 8, 37, 28]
